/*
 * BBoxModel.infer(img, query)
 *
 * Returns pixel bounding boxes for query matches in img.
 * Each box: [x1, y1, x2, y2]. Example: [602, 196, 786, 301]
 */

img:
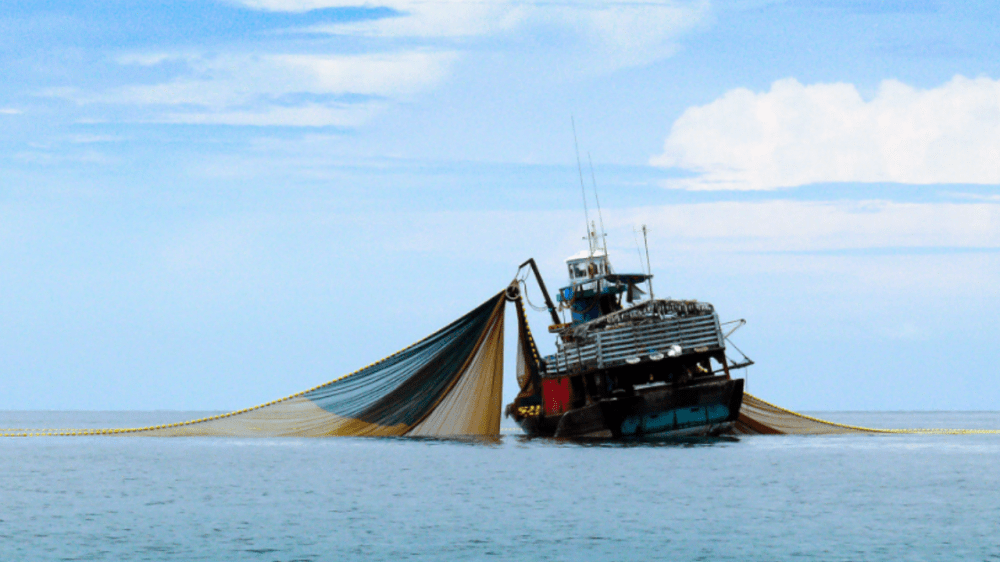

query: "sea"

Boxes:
[2, 411, 1000, 561]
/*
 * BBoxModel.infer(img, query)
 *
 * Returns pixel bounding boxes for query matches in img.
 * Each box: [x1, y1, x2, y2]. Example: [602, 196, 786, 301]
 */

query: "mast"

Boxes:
[572, 117, 594, 257]
[641, 225, 654, 300]
[588, 152, 609, 261]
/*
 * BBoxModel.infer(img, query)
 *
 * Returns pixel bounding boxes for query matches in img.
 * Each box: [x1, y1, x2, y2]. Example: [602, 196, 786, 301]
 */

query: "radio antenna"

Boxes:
[571, 116, 593, 256]
[587, 152, 609, 260]
[641, 224, 654, 300]
[632, 227, 647, 276]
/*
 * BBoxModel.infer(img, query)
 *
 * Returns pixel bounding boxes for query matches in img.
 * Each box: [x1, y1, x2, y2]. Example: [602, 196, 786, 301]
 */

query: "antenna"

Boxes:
[642, 225, 654, 300]
[571, 116, 593, 256]
[587, 152, 609, 260]
[632, 227, 647, 276]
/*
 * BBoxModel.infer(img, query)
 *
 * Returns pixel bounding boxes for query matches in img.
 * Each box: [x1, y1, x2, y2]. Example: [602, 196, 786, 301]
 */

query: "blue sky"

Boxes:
[2, 0, 999, 411]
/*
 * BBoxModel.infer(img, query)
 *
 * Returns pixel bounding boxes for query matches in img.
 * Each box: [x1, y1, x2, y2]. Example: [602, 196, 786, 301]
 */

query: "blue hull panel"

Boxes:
[620, 404, 731, 436]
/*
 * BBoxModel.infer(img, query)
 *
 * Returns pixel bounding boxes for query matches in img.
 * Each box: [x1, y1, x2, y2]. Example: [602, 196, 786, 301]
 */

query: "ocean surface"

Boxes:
[2, 411, 1000, 561]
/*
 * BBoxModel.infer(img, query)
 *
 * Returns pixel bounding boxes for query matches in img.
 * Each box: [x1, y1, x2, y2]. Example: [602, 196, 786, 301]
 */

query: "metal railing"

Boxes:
[545, 312, 724, 376]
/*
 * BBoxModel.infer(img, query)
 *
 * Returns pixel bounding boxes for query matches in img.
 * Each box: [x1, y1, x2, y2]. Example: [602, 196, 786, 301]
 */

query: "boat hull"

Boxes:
[516, 377, 743, 439]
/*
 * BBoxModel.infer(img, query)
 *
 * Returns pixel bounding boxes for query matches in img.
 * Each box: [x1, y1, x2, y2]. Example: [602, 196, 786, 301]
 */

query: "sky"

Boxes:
[2, 0, 999, 412]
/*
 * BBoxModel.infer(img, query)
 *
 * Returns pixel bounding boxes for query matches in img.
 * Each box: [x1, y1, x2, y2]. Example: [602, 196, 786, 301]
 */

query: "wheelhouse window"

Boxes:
[568, 257, 608, 280]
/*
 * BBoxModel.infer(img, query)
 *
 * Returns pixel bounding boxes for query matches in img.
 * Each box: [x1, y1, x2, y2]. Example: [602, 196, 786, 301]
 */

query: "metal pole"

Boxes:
[571, 117, 593, 256]
[642, 225, 654, 300]
[520, 258, 562, 326]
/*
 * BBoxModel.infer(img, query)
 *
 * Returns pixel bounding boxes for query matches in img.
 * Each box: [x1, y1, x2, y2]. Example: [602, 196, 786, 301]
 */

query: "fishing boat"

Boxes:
[505, 227, 750, 439]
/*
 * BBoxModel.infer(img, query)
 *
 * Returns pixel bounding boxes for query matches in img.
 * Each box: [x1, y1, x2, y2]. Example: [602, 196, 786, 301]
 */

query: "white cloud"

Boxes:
[0, 108, 23, 115]
[14, 150, 114, 166]
[44, 2, 708, 128]
[300, 0, 526, 38]
[52, 51, 455, 127]
[66, 134, 125, 144]
[118, 51, 454, 102]
[252, 0, 709, 71]
[161, 103, 381, 127]
[235, 0, 352, 11]
[651, 76, 1000, 190]
[551, 0, 710, 69]
[115, 53, 175, 66]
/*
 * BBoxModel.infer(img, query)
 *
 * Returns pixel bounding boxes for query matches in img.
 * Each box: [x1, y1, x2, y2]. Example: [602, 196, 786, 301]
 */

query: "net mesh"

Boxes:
[736, 393, 1000, 435]
[2, 292, 506, 438]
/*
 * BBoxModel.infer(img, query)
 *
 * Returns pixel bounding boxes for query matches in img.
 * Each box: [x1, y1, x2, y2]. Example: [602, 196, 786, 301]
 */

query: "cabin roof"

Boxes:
[565, 249, 607, 263]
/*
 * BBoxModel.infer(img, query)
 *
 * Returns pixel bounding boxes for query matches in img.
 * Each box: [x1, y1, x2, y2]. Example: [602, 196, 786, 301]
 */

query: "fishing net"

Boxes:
[502, 294, 546, 420]
[2, 291, 506, 438]
[735, 393, 1000, 435]
[4, 284, 998, 438]
[513, 296, 543, 393]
